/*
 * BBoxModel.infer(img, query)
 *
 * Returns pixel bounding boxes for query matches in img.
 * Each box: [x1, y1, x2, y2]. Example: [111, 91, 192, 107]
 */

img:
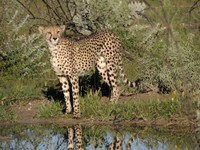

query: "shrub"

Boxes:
[136, 27, 199, 95]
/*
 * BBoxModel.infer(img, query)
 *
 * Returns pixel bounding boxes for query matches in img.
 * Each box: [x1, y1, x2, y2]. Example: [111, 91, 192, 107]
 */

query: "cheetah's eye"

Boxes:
[47, 32, 51, 35]
[57, 31, 60, 34]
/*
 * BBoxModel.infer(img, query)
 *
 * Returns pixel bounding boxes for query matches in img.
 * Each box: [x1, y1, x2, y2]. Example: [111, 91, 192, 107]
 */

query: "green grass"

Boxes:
[35, 96, 183, 120]
[0, 76, 43, 100]
[37, 101, 63, 118]
[80, 92, 183, 120]
[0, 105, 17, 122]
[35, 91, 184, 120]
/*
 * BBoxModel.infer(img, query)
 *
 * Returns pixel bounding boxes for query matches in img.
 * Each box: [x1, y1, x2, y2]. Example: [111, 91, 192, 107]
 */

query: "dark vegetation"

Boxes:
[0, 0, 199, 123]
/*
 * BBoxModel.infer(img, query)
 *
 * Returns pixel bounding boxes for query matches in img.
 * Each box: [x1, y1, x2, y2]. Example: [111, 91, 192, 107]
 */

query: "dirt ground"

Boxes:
[2, 91, 196, 132]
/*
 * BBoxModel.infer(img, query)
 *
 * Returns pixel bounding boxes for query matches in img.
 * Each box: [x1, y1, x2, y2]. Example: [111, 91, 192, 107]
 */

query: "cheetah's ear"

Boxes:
[60, 25, 66, 32]
[38, 26, 44, 34]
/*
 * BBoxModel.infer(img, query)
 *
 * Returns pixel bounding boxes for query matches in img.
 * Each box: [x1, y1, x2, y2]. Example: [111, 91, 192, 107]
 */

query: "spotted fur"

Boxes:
[39, 25, 138, 118]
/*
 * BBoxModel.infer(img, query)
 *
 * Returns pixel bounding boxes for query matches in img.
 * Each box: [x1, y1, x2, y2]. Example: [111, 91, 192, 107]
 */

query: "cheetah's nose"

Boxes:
[53, 37, 57, 40]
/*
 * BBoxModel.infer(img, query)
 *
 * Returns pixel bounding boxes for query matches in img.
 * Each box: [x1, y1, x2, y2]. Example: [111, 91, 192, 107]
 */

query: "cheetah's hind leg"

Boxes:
[97, 56, 110, 86]
[107, 61, 120, 102]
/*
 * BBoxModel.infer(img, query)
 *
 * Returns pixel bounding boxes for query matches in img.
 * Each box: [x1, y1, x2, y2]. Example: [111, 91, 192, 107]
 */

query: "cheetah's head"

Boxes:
[38, 25, 65, 47]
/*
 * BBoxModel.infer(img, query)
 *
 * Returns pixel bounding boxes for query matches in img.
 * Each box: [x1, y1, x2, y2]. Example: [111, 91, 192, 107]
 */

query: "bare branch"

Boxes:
[16, 0, 52, 24]
[57, 0, 69, 21]
[41, 0, 63, 23]
[16, 0, 35, 18]
[189, 0, 200, 14]
[135, 11, 153, 27]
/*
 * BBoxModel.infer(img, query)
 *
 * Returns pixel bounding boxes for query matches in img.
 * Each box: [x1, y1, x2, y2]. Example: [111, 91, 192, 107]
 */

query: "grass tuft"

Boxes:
[0, 105, 17, 122]
[37, 101, 63, 118]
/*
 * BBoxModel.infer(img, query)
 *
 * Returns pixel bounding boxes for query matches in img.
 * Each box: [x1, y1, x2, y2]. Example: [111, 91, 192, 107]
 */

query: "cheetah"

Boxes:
[39, 25, 139, 118]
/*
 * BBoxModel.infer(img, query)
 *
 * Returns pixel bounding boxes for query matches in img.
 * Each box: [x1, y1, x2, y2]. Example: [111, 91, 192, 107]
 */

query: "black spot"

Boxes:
[63, 90, 69, 92]
[130, 82, 133, 87]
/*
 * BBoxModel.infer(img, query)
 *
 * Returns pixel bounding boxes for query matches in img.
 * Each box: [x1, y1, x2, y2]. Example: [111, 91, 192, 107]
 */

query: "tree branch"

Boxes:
[189, 0, 200, 14]
[16, 0, 35, 18]
[16, 0, 52, 24]
[41, 0, 63, 24]
[57, 0, 69, 21]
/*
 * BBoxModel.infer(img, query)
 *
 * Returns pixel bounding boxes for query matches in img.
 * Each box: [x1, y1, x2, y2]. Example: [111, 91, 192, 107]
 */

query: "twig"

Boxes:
[16, 0, 51, 24]
[41, 0, 63, 24]
[135, 11, 153, 27]
[189, 0, 200, 14]
[16, 0, 35, 18]
[57, 0, 69, 21]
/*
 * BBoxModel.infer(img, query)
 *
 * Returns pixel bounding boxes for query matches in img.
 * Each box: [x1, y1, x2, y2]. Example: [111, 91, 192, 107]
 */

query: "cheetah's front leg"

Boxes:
[58, 77, 72, 113]
[70, 76, 81, 119]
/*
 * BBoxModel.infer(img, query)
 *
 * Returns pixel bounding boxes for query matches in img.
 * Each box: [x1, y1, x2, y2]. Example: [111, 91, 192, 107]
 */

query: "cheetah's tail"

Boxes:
[119, 65, 140, 88]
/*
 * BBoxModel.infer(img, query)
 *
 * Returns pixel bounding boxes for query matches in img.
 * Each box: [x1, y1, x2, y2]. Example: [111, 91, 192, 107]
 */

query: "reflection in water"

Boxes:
[67, 125, 83, 150]
[108, 136, 122, 150]
[0, 124, 196, 150]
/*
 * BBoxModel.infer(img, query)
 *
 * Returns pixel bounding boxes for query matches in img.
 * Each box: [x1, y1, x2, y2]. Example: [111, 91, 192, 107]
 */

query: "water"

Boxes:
[0, 124, 195, 150]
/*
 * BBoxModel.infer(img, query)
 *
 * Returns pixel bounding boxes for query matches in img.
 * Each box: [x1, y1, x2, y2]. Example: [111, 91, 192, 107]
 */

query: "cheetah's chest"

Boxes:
[50, 46, 73, 75]
[50, 56, 61, 74]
